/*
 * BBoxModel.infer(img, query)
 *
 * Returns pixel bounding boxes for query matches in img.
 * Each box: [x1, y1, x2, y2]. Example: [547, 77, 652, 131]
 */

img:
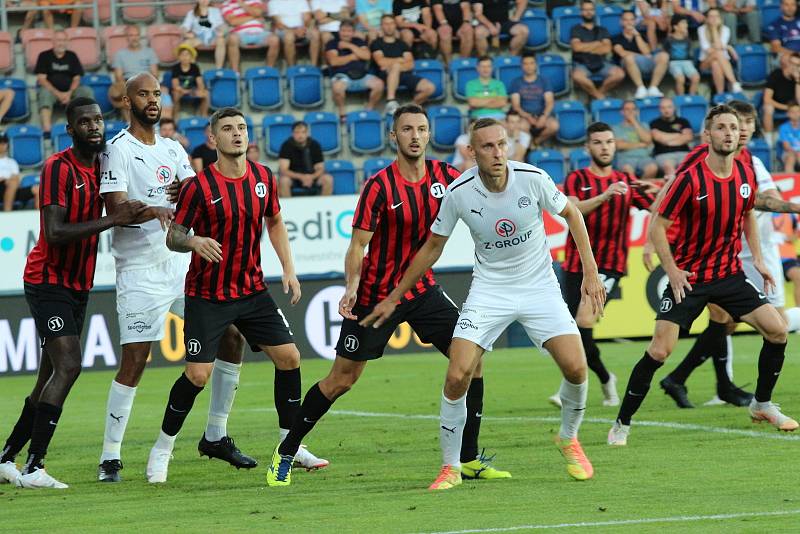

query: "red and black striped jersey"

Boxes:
[174, 161, 280, 301]
[24, 148, 103, 291]
[658, 155, 757, 284]
[353, 159, 460, 307]
[562, 168, 653, 275]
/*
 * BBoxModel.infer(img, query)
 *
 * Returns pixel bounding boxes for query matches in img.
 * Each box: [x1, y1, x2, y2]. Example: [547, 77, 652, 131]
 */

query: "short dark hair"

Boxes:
[507, 109, 520, 118]
[587, 121, 613, 136]
[788, 100, 800, 109]
[340, 18, 355, 29]
[470, 117, 502, 137]
[392, 104, 428, 129]
[521, 50, 536, 61]
[581, 0, 595, 6]
[380, 13, 394, 22]
[477, 55, 492, 65]
[209, 107, 244, 133]
[671, 14, 688, 28]
[704, 104, 738, 130]
[728, 100, 757, 119]
[621, 9, 635, 17]
[66, 96, 99, 125]
[291, 121, 309, 131]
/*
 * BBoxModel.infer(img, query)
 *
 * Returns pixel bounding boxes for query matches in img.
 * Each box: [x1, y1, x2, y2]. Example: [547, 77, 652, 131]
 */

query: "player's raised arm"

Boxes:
[339, 229, 373, 320]
[559, 201, 606, 315]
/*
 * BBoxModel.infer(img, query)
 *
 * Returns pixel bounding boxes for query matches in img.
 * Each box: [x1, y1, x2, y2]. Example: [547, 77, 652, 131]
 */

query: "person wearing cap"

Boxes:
[0, 133, 38, 210]
[170, 43, 209, 119]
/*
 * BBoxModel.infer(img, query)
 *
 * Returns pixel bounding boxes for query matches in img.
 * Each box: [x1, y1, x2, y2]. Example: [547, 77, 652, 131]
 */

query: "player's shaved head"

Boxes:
[125, 72, 159, 97]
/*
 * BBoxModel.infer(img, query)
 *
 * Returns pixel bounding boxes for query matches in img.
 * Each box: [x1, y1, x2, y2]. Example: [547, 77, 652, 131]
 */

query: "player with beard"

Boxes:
[547, 122, 654, 409]
[0, 97, 148, 489]
[608, 105, 797, 447]
[267, 105, 509, 487]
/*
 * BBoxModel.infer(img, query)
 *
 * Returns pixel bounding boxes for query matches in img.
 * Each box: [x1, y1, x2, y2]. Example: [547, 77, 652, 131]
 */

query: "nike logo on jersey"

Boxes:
[211, 197, 223, 204]
[580, 186, 592, 191]
[75, 182, 85, 189]
[391, 201, 404, 210]
[134, 156, 145, 164]
[470, 208, 484, 217]
[696, 194, 709, 200]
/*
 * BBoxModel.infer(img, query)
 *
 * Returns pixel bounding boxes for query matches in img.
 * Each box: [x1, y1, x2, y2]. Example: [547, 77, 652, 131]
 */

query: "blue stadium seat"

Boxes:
[104, 120, 126, 141]
[262, 113, 295, 157]
[553, 100, 588, 144]
[537, 54, 570, 96]
[244, 116, 255, 145]
[203, 68, 241, 109]
[735, 44, 768, 86]
[287, 65, 324, 108]
[597, 5, 623, 37]
[82, 74, 113, 114]
[51, 123, 71, 151]
[527, 149, 565, 184]
[305, 111, 340, 155]
[244, 66, 282, 110]
[346, 110, 384, 154]
[712, 92, 748, 105]
[493, 55, 522, 93]
[363, 157, 393, 181]
[325, 160, 357, 195]
[428, 105, 463, 151]
[553, 6, 582, 48]
[761, 0, 781, 31]
[749, 138, 772, 171]
[7, 125, 44, 167]
[450, 57, 478, 100]
[177, 116, 208, 152]
[14, 173, 39, 209]
[674, 94, 708, 134]
[1, 78, 29, 121]
[414, 59, 445, 101]
[521, 9, 551, 50]
[569, 148, 591, 171]
[590, 98, 624, 125]
[637, 97, 662, 126]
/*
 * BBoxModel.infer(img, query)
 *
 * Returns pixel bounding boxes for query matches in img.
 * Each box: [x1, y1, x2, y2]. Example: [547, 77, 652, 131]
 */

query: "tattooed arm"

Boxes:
[166, 222, 222, 262]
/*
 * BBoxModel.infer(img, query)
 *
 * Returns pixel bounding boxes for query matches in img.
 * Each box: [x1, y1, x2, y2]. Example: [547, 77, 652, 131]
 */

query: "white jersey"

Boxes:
[432, 161, 568, 285]
[99, 129, 195, 272]
[740, 155, 780, 260]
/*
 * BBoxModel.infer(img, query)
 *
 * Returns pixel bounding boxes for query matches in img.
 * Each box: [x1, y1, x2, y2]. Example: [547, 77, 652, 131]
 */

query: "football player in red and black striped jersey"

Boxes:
[0, 98, 147, 489]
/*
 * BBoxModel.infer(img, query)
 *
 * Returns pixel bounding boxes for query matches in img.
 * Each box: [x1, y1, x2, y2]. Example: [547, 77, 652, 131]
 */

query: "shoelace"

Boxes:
[560, 439, 586, 462]
[433, 465, 455, 484]
[276, 455, 293, 481]
[476, 448, 497, 468]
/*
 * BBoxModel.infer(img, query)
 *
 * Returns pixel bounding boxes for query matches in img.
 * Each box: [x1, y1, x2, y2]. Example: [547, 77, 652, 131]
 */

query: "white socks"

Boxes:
[726, 335, 735, 379]
[558, 378, 588, 440]
[100, 381, 137, 463]
[439, 391, 467, 469]
[785, 307, 800, 332]
[205, 359, 241, 442]
[154, 430, 176, 451]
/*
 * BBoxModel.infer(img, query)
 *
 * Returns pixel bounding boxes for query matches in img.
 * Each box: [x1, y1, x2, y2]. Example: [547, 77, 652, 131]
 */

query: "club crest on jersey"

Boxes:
[430, 183, 446, 198]
[255, 182, 268, 198]
[739, 183, 752, 199]
[495, 218, 516, 237]
[156, 165, 172, 184]
[518, 196, 531, 208]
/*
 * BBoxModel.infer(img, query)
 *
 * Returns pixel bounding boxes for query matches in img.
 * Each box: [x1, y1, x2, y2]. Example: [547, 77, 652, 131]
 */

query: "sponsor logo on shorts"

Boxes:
[430, 183, 446, 198]
[47, 316, 64, 332]
[495, 218, 516, 237]
[740, 183, 752, 199]
[125, 312, 144, 319]
[343, 334, 359, 352]
[659, 297, 673, 313]
[518, 196, 531, 208]
[255, 182, 268, 198]
[156, 165, 172, 185]
[483, 230, 533, 250]
[187, 338, 202, 356]
[128, 321, 151, 334]
[457, 318, 478, 330]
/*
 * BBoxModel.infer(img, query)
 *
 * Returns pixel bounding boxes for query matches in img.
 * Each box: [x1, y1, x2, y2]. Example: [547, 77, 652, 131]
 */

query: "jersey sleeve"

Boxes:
[535, 172, 568, 215]
[562, 170, 580, 197]
[443, 162, 462, 184]
[98, 144, 129, 194]
[352, 177, 385, 231]
[173, 176, 202, 230]
[430, 188, 460, 237]
[266, 167, 281, 217]
[657, 172, 692, 221]
[752, 156, 777, 193]
[174, 143, 196, 181]
[40, 156, 71, 208]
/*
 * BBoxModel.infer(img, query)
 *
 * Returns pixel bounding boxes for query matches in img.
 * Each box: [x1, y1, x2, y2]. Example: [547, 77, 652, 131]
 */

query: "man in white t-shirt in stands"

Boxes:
[313, 0, 352, 46]
[269, 0, 321, 66]
[0, 132, 38, 210]
[505, 111, 532, 163]
[221, 0, 280, 71]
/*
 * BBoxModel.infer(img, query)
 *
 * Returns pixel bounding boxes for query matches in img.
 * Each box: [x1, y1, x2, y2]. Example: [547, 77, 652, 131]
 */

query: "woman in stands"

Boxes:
[181, 0, 227, 69]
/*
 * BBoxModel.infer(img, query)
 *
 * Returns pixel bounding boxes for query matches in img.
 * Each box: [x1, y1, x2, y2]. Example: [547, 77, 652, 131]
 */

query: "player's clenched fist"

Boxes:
[189, 236, 223, 263]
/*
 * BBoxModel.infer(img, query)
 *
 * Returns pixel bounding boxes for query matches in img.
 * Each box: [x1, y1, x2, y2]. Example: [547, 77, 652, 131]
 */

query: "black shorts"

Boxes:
[336, 286, 459, 361]
[562, 270, 622, 318]
[478, 20, 519, 35]
[377, 70, 424, 92]
[436, 6, 464, 29]
[184, 290, 294, 363]
[0, 181, 36, 205]
[783, 258, 800, 281]
[656, 272, 768, 330]
[24, 282, 89, 345]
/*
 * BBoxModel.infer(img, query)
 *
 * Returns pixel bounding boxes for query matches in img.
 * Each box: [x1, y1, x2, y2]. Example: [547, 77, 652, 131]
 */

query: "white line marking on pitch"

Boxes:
[416, 509, 800, 533]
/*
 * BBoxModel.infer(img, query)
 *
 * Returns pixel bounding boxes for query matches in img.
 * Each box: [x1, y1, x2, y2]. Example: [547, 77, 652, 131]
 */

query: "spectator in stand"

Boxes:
[698, 7, 742, 95]
[394, 0, 438, 54]
[0, 89, 15, 126]
[278, 121, 334, 197]
[269, 0, 321, 66]
[158, 117, 190, 150]
[246, 143, 265, 164]
[473, 0, 529, 56]
[764, 52, 800, 141]
[34, 29, 94, 139]
[466, 56, 508, 120]
[370, 14, 435, 115]
[650, 97, 694, 178]
[191, 124, 218, 172]
[613, 100, 658, 179]
[766, 0, 800, 57]
[635, 0, 670, 51]
[108, 25, 160, 122]
[571, 0, 625, 100]
[671, 0, 707, 25]
[432, 1, 474, 66]
[505, 111, 532, 162]
[313, 0, 353, 47]
[613, 10, 668, 99]
[509, 52, 558, 147]
[181, 0, 227, 69]
[221, 0, 280, 72]
[451, 118, 476, 172]
[20, 0, 82, 33]
[665, 14, 700, 95]
[170, 44, 209, 119]
[356, 0, 393, 42]
[0, 133, 38, 210]
[327, 19, 385, 120]
[779, 101, 800, 170]
[721, 0, 760, 45]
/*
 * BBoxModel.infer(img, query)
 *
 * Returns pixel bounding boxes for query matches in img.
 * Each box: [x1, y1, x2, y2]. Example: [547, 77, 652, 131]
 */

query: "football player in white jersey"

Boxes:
[362, 118, 606, 490]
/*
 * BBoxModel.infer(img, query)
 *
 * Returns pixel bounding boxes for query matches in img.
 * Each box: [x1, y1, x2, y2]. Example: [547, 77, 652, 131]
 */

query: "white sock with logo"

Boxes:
[439, 391, 467, 469]
[558, 378, 588, 440]
[100, 380, 136, 462]
[205, 359, 241, 442]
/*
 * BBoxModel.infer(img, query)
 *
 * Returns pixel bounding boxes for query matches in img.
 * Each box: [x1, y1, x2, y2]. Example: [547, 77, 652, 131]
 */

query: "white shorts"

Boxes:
[454, 279, 579, 352]
[116, 253, 190, 344]
[741, 244, 785, 308]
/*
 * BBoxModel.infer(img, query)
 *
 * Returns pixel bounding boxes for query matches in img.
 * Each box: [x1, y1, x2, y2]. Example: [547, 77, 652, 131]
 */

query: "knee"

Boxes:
[563, 357, 587, 383]
[610, 67, 625, 81]
[319, 173, 333, 188]
[548, 117, 560, 131]
[438, 26, 452, 40]
[184, 365, 212, 387]
[332, 80, 346, 95]
[279, 176, 293, 190]
[227, 33, 240, 46]
[322, 368, 359, 398]
[58, 357, 82, 381]
[475, 26, 489, 40]
[646, 342, 672, 362]
[272, 346, 301, 369]
[445, 367, 472, 396]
